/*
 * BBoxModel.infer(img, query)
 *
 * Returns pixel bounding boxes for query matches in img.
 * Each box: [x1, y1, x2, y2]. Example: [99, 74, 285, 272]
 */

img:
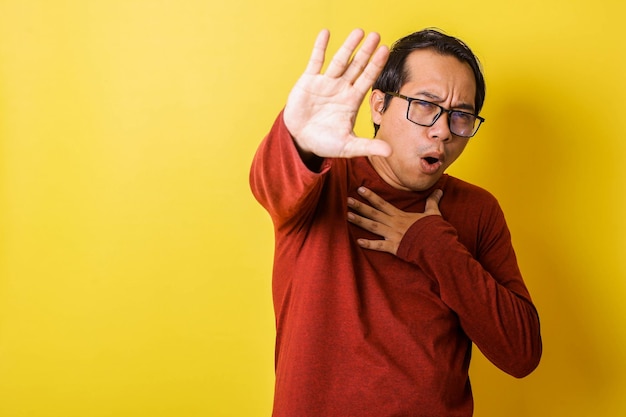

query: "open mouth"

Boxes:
[419, 154, 443, 174]
[423, 156, 440, 165]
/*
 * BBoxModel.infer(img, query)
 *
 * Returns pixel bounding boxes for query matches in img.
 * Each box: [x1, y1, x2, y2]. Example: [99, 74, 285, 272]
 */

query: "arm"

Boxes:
[347, 187, 542, 377]
[250, 29, 392, 222]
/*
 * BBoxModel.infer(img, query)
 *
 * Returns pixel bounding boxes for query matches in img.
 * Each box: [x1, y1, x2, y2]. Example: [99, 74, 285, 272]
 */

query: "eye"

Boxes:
[451, 111, 475, 125]
[414, 100, 437, 111]
[410, 100, 440, 118]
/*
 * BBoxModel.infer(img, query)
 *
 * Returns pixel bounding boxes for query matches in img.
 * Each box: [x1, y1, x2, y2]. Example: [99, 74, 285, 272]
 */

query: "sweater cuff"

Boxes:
[277, 110, 332, 176]
[396, 215, 460, 265]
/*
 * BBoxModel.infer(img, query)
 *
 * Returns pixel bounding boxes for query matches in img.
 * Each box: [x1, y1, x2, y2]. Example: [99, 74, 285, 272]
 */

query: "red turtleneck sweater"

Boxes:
[250, 112, 542, 417]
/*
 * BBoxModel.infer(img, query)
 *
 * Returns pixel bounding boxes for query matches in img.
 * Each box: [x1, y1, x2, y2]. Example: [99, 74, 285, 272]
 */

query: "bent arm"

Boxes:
[397, 215, 542, 378]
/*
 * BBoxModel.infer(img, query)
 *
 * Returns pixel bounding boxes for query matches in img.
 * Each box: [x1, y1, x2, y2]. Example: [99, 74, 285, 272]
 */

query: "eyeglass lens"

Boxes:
[408, 100, 479, 137]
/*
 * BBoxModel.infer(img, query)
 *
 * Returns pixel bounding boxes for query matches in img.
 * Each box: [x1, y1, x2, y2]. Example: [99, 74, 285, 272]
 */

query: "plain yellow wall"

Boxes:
[1, 0, 625, 416]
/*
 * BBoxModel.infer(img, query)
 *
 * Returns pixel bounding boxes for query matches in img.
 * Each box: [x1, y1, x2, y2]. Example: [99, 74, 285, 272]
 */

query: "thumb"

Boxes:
[425, 189, 443, 214]
[342, 136, 392, 158]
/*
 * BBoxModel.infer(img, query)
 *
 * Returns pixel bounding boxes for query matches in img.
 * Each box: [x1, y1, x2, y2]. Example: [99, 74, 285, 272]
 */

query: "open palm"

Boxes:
[283, 29, 392, 159]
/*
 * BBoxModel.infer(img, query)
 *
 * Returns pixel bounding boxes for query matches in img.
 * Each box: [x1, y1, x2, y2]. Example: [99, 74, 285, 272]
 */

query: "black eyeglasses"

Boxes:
[386, 92, 485, 138]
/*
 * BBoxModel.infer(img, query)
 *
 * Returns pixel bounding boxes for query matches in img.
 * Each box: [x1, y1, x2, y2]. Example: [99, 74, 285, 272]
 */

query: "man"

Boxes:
[250, 28, 542, 417]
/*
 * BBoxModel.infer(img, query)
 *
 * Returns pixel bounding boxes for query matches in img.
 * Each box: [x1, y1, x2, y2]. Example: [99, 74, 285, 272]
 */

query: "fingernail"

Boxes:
[358, 186, 366, 194]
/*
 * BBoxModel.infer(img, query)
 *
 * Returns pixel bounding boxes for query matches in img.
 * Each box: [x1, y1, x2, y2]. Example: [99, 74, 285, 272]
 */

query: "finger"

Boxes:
[325, 28, 365, 78]
[425, 189, 443, 214]
[356, 238, 397, 255]
[347, 197, 382, 222]
[353, 44, 389, 94]
[356, 186, 396, 215]
[341, 32, 382, 83]
[304, 29, 330, 75]
[340, 136, 392, 158]
[347, 211, 387, 235]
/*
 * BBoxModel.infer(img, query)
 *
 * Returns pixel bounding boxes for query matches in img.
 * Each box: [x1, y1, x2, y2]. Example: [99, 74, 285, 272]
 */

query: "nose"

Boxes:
[428, 112, 452, 142]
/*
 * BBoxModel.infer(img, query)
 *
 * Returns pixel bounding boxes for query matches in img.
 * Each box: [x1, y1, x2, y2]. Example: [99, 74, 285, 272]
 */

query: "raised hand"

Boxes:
[283, 29, 392, 161]
[347, 187, 443, 255]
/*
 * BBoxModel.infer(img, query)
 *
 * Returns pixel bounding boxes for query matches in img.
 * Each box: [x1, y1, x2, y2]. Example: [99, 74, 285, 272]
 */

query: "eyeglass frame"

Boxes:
[385, 91, 485, 138]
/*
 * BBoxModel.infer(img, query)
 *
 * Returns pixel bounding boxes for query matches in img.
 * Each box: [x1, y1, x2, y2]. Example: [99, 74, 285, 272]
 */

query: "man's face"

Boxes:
[369, 49, 477, 191]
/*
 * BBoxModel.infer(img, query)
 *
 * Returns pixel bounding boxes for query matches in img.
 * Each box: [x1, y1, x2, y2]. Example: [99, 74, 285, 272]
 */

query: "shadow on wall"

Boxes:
[478, 73, 626, 413]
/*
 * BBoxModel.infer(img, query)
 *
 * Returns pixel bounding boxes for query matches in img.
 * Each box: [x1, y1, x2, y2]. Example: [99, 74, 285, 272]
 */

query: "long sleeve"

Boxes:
[249, 111, 332, 229]
[396, 195, 542, 378]
[251, 112, 541, 417]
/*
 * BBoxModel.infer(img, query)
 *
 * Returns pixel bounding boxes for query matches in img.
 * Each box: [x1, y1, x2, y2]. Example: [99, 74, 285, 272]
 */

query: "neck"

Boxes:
[367, 155, 413, 191]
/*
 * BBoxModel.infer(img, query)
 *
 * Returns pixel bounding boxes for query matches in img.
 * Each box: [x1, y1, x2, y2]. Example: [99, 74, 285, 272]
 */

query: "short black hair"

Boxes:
[372, 29, 486, 135]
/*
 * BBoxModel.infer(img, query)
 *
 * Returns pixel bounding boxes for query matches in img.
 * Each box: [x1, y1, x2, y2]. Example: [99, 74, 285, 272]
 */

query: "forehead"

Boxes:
[402, 49, 476, 104]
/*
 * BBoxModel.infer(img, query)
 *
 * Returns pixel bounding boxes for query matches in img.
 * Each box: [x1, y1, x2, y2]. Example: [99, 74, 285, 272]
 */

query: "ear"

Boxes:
[369, 89, 386, 125]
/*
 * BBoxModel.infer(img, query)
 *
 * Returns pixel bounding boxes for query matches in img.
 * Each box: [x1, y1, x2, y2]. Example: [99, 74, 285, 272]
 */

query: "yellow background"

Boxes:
[1, 0, 625, 416]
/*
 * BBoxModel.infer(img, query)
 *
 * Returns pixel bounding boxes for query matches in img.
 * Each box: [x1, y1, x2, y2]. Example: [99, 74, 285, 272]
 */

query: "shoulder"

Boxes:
[443, 175, 499, 206]
[440, 175, 505, 226]
[440, 176, 511, 256]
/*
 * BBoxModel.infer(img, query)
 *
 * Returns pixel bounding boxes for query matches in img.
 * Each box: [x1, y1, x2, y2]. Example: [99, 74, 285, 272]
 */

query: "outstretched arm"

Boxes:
[284, 29, 392, 165]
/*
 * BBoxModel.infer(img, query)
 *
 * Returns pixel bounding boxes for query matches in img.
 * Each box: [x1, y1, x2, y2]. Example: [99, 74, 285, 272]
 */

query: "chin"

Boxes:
[404, 176, 440, 192]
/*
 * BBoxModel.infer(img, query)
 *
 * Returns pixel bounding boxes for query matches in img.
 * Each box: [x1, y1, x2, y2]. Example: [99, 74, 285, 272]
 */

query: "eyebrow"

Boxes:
[416, 91, 476, 113]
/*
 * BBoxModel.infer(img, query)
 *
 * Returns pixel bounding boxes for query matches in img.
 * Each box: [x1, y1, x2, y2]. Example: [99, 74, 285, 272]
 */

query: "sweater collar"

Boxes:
[351, 157, 449, 205]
